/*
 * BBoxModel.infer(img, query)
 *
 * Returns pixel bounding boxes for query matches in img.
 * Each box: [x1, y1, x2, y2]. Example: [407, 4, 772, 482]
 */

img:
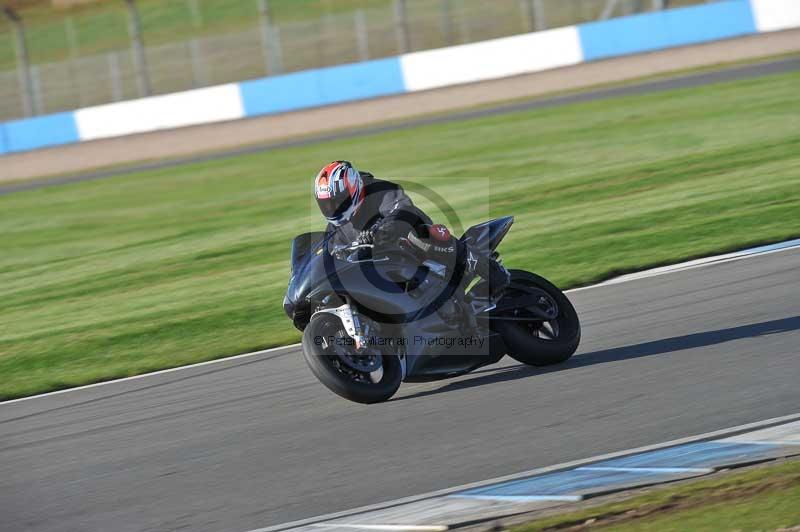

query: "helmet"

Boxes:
[314, 161, 365, 226]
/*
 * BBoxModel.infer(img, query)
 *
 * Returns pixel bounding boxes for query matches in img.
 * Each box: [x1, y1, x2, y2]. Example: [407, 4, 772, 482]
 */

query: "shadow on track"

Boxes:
[394, 315, 800, 401]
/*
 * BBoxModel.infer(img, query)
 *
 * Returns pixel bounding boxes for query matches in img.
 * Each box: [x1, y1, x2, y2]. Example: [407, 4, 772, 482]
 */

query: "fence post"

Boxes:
[188, 39, 208, 87]
[626, 0, 645, 14]
[107, 52, 123, 101]
[522, 0, 546, 31]
[599, 0, 620, 19]
[65, 17, 80, 57]
[532, 0, 546, 30]
[394, 0, 410, 53]
[64, 17, 87, 107]
[30, 65, 44, 114]
[2, 7, 37, 117]
[271, 25, 284, 72]
[651, 0, 665, 9]
[355, 9, 370, 62]
[123, 0, 151, 97]
[523, 0, 534, 32]
[321, 13, 334, 66]
[185, 0, 208, 88]
[258, 0, 283, 75]
[459, 9, 471, 43]
[439, 0, 453, 46]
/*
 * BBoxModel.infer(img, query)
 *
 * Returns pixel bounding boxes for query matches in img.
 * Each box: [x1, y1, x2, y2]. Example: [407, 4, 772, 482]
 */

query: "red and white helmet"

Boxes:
[314, 161, 365, 226]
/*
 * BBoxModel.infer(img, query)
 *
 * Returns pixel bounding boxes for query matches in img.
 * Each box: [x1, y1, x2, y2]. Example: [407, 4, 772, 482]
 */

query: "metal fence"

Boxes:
[0, 0, 714, 122]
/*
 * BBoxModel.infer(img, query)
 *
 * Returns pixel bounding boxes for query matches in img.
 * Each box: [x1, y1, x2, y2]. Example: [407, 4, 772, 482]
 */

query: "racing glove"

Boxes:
[358, 229, 374, 245]
[369, 220, 403, 247]
[357, 221, 396, 246]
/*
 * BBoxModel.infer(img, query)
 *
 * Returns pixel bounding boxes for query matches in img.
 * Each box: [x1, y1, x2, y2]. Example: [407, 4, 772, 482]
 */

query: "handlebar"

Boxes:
[330, 242, 373, 262]
[332, 242, 373, 254]
[333, 237, 413, 253]
[331, 238, 417, 263]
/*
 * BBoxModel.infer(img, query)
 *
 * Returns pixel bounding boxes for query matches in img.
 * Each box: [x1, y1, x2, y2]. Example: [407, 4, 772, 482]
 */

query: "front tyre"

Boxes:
[302, 314, 402, 404]
[494, 270, 581, 366]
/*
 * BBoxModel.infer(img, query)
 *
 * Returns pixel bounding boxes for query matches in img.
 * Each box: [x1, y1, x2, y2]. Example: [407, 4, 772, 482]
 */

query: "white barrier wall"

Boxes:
[751, 0, 800, 32]
[74, 84, 244, 141]
[400, 27, 584, 92]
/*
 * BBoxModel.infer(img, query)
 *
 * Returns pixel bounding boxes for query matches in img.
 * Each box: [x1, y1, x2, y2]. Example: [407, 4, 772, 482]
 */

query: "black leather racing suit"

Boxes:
[326, 172, 509, 297]
[326, 173, 433, 249]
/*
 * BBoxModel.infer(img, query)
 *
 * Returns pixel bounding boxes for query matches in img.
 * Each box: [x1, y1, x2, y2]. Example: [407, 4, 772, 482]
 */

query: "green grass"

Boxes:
[511, 458, 800, 532]
[1, 71, 800, 400]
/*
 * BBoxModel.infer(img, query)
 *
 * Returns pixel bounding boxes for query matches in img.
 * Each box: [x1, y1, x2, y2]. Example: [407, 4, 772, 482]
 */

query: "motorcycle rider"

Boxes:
[313, 160, 510, 299]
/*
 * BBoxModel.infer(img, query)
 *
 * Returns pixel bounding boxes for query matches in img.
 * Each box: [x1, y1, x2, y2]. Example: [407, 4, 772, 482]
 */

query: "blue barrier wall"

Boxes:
[0, 126, 8, 155]
[3, 112, 79, 153]
[240, 57, 406, 117]
[578, 0, 757, 61]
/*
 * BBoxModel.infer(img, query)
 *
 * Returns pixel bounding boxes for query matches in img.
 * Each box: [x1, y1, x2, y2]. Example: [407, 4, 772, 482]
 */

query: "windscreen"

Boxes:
[290, 232, 326, 273]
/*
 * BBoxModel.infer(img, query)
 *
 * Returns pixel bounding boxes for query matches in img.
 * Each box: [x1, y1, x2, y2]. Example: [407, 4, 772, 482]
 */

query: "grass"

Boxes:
[511, 458, 800, 531]
[1, 70, 799, 400]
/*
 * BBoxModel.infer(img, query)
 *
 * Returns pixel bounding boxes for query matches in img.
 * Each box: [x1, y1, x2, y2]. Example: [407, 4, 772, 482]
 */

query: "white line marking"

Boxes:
[4, 238, 799, 406]
[720, 420, 800, 444]
[569, 239, 800, 292]
[577, 466, 713, 474]
[311, 525, 448, 531]
[448, 494, 582, 502]
[720, 440, 800, 447]
[0, 343, 300, 406]
[247, 412, 800, 532]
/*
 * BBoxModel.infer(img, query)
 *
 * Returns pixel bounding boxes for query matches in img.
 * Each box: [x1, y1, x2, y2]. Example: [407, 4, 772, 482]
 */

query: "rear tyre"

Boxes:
[493, 270, 581, 366]
[302, 313, 402, 404]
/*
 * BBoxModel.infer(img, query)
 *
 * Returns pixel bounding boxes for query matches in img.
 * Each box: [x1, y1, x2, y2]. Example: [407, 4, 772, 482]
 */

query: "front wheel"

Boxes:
[493, 270, 581, 366]
[302, 313, 402, 404]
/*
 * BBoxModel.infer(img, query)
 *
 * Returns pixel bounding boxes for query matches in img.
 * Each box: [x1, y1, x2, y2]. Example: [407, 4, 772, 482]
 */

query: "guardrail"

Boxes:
[0, 0, 797, 157]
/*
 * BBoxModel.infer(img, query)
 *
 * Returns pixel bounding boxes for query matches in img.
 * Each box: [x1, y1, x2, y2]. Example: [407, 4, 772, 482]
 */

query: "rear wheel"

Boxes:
[302, 313, 402, 404]
[493, 270, 580, 366]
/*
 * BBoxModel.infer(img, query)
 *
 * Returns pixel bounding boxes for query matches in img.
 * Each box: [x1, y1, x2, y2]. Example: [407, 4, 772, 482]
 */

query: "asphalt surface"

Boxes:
[1, 55, 798, 197]
[1, 248, 798, 532]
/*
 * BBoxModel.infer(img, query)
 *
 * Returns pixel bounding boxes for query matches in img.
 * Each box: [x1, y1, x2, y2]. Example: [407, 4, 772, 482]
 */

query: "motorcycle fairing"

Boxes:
[290, 232, 328, 275]
[285, 218, 515, 379]
[460, 216, 514, 252]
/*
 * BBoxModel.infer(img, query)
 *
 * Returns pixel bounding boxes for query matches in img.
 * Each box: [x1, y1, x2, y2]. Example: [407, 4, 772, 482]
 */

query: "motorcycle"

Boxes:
[283, 216, 580, 403]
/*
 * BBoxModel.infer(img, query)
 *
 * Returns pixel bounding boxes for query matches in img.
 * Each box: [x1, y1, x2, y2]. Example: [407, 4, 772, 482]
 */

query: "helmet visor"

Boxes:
[317, 192, 354, 225]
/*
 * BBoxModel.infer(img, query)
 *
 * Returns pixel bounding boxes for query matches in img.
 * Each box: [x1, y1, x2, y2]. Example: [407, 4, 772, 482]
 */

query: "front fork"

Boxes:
[310, 300, 408, 380]
[313, 300, 368, 351]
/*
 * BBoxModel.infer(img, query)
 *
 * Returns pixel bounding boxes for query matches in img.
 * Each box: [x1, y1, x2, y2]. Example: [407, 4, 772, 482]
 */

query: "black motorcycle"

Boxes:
[283, 216, 580, 403]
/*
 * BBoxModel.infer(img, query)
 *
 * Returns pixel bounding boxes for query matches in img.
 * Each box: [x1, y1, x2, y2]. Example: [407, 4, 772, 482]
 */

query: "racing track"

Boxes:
[1, 247, 799, 532]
